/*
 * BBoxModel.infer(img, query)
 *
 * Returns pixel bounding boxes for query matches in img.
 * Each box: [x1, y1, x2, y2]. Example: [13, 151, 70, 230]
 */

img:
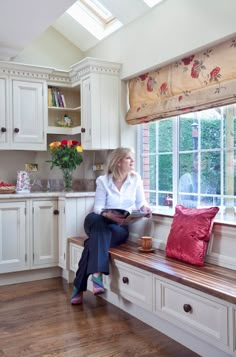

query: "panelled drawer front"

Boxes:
[154, 278, 229, 346]
[109, 259, 152, 311]
[69, 244, 83, 272]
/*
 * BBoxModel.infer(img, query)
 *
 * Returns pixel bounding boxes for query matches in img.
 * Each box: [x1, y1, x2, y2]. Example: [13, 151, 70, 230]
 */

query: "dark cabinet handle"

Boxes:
[53, 209, 59, 215]
[183, 304, 192, 313]
[1, 127, 6, 133]
[81, 128, 86, 133]
[14, 128, 19, 133]
[122, 277, 129, 284]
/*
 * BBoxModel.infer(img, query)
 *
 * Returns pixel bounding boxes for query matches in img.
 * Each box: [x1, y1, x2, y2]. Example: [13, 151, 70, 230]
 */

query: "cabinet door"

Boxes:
[0, 201, 27, 273]
[81, 76, 92, 149]
[32, 200, 58, 268]
[58, 198, 66, 269]
[0, 77, 9, 147]
[11, 79, 46, 150]
[81, 73, 120, 150]
[58, 196, 94, 270]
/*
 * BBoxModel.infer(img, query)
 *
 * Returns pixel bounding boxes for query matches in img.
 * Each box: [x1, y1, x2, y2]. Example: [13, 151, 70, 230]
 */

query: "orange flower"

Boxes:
[49, 141, 61, 150]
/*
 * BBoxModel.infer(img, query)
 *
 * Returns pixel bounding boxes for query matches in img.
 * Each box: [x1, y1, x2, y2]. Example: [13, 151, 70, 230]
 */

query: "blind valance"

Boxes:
[126, 38, 236, 125]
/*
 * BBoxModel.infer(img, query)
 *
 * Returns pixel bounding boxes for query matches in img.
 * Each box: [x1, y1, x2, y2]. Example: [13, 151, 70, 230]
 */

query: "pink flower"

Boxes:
[210, 66, 220, 79]
[160, 82, 167, 94]
[147, 77, 154, 92]
[191, 62, 200, 78]
[178, 95, 183, 102]
[182, 55, 195, 65]
[139, 73, 149, 81]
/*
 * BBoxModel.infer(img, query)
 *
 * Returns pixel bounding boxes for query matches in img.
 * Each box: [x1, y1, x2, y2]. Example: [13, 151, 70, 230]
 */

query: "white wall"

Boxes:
[85, 0, 236, 79]
[14, 27, 84, 70]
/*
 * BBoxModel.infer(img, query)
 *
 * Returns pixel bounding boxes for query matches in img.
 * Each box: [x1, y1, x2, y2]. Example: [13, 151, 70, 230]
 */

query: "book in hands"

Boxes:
[101, 208, 148, 221]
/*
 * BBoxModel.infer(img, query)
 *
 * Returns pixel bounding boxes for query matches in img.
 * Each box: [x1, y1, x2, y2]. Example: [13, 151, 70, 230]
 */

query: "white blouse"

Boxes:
[93, 173, 147, 215]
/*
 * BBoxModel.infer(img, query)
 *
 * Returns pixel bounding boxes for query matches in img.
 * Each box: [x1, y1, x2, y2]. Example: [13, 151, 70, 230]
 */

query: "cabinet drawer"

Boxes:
[69, 243, 83, 272]
[109, 259, 152, 311]
[154, 278, 229, 346]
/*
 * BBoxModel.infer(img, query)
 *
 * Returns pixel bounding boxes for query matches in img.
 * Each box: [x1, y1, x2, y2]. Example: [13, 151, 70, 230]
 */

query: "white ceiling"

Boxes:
[53, 0, 154, 51]
[0, 0, 77, 61]
[0, 0, 157, 60]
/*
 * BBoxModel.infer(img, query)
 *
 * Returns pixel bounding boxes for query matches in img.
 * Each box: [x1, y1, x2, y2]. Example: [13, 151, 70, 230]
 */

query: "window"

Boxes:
[138, 103, 236, 223]
[67, 0, 122, 40]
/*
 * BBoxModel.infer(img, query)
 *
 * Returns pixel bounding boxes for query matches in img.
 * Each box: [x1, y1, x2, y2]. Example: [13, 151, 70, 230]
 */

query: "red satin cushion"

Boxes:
[165, 205, 219, 266]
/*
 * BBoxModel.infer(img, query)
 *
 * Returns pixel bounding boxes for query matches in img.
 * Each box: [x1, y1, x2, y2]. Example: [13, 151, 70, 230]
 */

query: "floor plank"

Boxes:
[0, 278, 199, 357]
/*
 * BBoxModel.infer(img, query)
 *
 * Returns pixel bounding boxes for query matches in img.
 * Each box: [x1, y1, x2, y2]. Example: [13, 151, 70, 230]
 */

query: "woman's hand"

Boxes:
[140, 205, 152, 218]
[102, 210, 126, 225]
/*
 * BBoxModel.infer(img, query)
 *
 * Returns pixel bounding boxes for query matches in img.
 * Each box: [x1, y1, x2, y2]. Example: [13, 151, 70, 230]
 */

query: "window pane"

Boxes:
[158, 118, 173, 152]
[224, 150, 235, 196]
[201, 152, 221, 194]
[201, 116, 221, 150]
[158, 154, 172, 191]
[179, 115, 196, 151]
[223, 104, 236, 149]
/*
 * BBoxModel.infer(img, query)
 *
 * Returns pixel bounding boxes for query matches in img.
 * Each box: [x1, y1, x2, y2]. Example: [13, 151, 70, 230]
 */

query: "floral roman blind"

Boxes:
[126, 38, 236, 125]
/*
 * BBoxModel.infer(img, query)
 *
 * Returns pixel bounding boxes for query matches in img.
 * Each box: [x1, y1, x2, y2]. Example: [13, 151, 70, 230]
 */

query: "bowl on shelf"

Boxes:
[0, 185, 16, 194]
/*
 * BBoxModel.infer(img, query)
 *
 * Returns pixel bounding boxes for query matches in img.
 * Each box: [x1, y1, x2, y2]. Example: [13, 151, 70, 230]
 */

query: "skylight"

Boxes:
[66, 0, 122, 41]
[143, 0, 164, 7]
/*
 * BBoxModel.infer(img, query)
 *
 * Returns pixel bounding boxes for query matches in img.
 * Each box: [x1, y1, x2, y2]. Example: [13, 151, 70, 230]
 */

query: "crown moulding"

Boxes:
[0, 57, 122, 85]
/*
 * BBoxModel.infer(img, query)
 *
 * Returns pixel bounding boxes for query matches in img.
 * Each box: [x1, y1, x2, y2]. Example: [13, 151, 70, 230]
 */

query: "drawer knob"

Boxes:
[53, 209, 59, 215]
[81, 128, 86, 133]
[1, 127, 6, 133]
[122, 277, 129, 284]
[14, 128, 20, 133]
[183, 304, 192, 313]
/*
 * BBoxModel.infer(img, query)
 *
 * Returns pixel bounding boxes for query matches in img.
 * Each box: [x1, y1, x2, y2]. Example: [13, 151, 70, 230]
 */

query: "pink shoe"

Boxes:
[71, 286, 83, 305]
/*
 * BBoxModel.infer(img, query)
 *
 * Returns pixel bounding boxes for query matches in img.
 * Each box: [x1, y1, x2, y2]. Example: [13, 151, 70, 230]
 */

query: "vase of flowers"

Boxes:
[47, 140, 83, 191]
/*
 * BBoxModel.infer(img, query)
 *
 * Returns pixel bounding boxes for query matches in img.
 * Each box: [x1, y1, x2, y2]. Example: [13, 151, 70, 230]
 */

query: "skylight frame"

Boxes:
[80, 0, 115, 25]
[66, 0, 122, 41]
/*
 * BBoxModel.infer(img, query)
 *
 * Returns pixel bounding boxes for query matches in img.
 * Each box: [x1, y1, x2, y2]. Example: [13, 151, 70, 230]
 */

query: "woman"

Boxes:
[71, 147, 152, 304]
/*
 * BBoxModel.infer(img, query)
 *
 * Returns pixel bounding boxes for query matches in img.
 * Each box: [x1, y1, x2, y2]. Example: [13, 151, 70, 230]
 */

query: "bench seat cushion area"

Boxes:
[68, 237, 236, 305]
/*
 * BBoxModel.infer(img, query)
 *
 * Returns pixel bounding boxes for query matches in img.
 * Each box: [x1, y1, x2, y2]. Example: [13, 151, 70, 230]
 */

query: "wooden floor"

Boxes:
[0, 278, 199, 357]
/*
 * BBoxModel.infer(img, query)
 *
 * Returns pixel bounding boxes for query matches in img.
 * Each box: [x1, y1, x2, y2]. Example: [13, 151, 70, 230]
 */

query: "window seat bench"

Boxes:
[68, 236, 236, 304]
[68, 236, 236, 357]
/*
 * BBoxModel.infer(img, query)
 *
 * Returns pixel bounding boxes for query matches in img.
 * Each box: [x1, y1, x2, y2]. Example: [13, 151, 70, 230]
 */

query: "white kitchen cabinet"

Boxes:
[47, 84, 81, 135]
[75, 58, 121, 150]
[58, 196, 94, 269]
[0, 201, 27, 273]
[0, 77, 47, 150]
[32, 199, 59, 268]
[0, 76, 9, 146]
[0, 198, 59, 274]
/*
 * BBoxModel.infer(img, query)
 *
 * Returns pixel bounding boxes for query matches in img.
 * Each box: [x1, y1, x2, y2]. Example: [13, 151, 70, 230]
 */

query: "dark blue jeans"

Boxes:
[73, 212, 129, 293]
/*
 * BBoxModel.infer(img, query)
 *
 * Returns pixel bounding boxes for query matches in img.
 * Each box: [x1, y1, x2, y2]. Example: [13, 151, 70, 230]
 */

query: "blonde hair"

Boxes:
[106, 147, 135, 181]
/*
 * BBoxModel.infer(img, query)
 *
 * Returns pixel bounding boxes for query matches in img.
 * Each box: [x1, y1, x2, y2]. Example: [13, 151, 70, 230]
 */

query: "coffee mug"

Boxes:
[139, 236, 153, 250]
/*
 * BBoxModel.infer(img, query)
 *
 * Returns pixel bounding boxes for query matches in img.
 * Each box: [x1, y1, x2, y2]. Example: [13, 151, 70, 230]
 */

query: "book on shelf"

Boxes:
[48, 86, 65, 108]
[101, 208, 148, 222]
[48, 87, 53, 107]
[61, 94, 66, 107]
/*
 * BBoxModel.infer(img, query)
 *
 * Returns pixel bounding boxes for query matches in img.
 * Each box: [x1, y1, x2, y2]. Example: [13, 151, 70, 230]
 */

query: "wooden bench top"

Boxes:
[68, 237, 236, 305]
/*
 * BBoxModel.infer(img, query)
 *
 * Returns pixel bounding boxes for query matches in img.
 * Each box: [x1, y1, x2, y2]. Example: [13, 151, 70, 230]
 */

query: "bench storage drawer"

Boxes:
[108, 259, 152, 311]
[153, 278, 229, 347]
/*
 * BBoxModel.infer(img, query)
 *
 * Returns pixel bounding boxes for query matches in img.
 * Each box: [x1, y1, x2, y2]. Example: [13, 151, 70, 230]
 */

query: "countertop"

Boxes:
[0, 191, 95, 199]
